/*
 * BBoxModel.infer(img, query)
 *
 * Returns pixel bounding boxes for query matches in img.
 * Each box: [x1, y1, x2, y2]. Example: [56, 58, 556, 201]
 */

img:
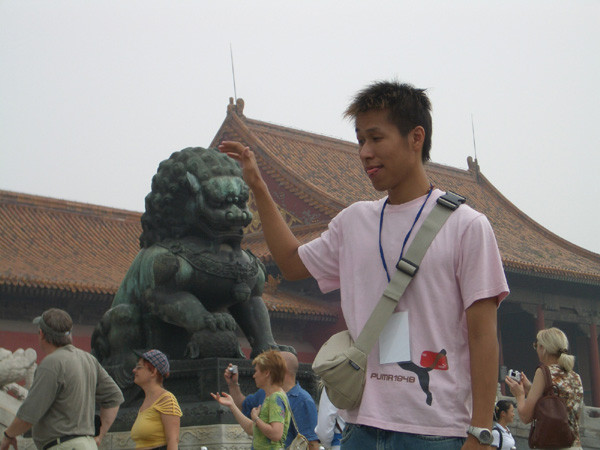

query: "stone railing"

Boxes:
[0, 424, 250, 450]
[0, 348, 37, 430]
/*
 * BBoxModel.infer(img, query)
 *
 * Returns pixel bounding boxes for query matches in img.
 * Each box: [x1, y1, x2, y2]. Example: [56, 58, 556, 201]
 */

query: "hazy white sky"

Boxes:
[1, 0, 599, 253]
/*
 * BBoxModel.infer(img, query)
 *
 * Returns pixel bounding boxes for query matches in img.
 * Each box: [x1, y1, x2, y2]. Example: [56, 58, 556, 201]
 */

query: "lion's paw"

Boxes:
[212, 312, 237, 331]
[203, 314, 217, 332]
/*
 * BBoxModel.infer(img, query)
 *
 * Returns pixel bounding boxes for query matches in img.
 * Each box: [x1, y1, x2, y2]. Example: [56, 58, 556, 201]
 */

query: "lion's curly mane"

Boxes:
[139, 147, 243, 248]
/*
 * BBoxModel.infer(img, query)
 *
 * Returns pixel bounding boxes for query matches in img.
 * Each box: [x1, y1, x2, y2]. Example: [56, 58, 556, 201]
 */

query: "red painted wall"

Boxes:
[0, 330, 91, 363]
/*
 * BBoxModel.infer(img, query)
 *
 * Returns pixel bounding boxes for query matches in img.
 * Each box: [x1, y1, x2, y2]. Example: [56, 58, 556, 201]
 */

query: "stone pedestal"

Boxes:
[100, 424, 253, 450]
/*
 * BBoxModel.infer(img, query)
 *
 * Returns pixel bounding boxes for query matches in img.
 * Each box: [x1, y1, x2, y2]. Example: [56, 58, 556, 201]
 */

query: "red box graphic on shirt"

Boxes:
[420, 351, 448, 370]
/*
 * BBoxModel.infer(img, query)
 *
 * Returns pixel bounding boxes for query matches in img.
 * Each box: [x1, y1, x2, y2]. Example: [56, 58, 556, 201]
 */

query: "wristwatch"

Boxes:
[467, 426, 493, 445]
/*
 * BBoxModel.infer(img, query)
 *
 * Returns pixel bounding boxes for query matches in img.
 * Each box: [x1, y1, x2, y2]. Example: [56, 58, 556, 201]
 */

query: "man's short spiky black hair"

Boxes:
[344, 80, 432, 162]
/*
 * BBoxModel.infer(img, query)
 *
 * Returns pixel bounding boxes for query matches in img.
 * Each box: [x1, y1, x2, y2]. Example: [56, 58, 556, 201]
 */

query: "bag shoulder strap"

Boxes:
[354, 191, 466, 353]
[289, 405, 299, 432]
[283, 394, 302, 437]
[539, 364, 556, 396]
[493, 425, 503, 449]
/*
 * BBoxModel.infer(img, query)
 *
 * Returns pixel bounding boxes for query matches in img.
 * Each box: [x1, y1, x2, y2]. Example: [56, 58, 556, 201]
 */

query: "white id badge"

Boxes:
[379, 311, 411, 364]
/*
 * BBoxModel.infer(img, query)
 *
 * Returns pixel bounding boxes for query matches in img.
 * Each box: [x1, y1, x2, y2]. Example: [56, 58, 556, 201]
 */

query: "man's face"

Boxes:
[355, 109, 422, 200]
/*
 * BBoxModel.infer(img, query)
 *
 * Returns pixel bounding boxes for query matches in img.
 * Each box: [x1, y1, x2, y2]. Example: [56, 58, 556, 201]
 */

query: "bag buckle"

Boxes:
[437, 191, 466, 210]
[348, 360, 361, 371]
[396, 258, 419, 277]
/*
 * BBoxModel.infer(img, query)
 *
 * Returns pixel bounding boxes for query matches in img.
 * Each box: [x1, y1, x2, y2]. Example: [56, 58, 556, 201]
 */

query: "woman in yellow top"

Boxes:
[130, 349, 182, 450]
[211, 350, 291, 449]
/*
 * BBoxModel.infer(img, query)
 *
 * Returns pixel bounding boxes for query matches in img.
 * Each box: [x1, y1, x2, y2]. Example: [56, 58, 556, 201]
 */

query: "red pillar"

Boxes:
[589, 323, 600, 407]
[536, 305, 545, 332]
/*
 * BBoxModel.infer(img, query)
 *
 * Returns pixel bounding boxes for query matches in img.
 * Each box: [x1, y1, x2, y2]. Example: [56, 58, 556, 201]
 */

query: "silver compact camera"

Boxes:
[228, 365, 238, 374]
[507, 369, 521, 382]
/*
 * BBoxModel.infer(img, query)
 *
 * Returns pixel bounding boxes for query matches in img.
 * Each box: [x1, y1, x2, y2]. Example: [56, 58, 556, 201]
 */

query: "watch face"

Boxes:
[480, 429, 493, 444]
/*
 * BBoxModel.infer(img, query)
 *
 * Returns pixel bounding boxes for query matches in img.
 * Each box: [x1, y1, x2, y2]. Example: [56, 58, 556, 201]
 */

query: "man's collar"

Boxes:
[285, 382, 300, 395]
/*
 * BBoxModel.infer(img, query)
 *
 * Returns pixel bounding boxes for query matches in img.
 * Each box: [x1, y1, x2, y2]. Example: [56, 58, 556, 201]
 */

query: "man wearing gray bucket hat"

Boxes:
[1, 308, 124, 450]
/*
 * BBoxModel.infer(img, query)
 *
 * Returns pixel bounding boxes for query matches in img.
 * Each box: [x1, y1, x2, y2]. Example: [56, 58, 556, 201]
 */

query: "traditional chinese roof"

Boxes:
[1, 98, 599, 326]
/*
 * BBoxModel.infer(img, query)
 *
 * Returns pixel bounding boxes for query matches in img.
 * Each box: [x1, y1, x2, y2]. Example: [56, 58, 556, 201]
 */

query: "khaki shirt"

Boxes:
[17, 345, 123, 449]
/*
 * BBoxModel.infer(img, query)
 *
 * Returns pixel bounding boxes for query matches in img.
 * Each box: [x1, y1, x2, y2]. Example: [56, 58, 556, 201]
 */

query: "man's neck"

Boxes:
[386, 171, 431, 205]
[41, 340, 60, 355]
[283, 378, 296, 392]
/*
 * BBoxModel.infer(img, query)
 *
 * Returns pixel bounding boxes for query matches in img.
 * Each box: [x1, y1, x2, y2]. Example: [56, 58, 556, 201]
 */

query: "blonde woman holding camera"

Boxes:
[505, 327, 583, 449]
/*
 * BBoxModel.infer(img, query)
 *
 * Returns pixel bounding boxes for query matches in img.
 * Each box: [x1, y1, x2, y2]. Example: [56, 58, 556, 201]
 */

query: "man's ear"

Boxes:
[410, 126, 426, 151]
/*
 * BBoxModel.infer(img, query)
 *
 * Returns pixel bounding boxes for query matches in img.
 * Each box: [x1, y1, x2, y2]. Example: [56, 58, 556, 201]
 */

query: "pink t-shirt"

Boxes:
[298, 189, 509, 437]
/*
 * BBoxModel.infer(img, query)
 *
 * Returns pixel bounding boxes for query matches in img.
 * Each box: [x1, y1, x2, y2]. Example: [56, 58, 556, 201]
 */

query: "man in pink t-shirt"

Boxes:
[219, 81, 509, 450]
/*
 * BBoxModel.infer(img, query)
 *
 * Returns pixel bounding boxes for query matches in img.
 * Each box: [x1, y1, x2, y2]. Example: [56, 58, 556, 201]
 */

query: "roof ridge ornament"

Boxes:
[227, 97, 245, 117]
[467, 156, 480, 182]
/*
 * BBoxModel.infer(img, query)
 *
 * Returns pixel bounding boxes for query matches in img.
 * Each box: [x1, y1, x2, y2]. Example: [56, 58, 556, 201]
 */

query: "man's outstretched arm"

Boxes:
[219, 141, 310, 280]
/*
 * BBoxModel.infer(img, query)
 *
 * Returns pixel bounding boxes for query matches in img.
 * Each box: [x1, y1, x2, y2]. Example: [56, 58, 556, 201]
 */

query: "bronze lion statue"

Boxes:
[92, 147, 292, 387]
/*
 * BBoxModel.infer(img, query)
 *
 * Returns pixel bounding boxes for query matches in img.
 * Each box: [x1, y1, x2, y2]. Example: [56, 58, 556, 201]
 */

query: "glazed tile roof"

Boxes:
[242, 118, 372, 206]
[262, 289, 338, 322]
[0, 191, 141, 295]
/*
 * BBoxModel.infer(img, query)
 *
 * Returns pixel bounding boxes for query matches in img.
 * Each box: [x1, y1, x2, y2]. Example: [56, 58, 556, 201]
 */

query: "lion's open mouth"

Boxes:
[217, 230, 244, 246]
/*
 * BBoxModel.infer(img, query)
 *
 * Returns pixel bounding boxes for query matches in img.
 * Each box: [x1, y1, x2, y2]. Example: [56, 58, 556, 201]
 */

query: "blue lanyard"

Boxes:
[378, 186, 433, 282]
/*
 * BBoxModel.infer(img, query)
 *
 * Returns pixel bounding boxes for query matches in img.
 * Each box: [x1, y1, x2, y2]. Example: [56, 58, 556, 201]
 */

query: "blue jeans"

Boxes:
[341, 424, 465, 450]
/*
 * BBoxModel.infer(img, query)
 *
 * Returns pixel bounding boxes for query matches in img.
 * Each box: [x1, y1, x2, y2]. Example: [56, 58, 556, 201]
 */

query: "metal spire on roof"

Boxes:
[471, 114, 480, 182]
[230, 43, 238, 104]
